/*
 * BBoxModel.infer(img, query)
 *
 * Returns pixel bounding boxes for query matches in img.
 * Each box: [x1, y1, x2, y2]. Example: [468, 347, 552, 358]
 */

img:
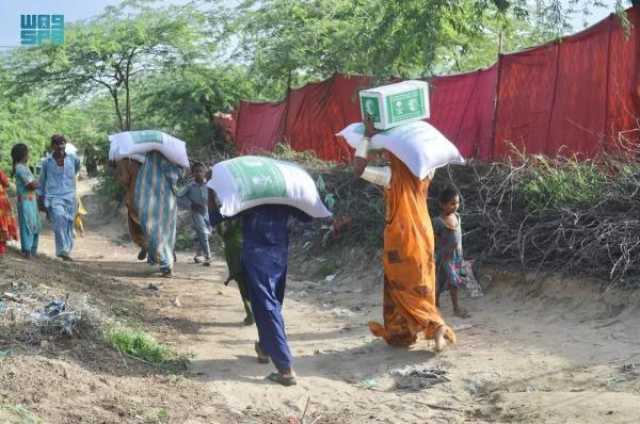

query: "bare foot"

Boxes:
[434, 326, 447, 353]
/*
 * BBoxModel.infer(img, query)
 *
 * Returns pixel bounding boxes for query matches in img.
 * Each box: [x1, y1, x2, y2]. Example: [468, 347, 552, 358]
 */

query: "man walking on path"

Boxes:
[38, 134, 81, 261]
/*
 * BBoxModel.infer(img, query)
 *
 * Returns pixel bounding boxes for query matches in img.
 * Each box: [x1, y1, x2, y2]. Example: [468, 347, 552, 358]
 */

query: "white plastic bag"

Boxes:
[109, 130, 189, 168]
[337, 121, 465, 179]
[207, 156, 332, 218]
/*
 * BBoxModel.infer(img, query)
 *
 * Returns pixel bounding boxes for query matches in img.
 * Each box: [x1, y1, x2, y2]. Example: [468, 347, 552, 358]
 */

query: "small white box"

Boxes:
[359, 80, 430, 130]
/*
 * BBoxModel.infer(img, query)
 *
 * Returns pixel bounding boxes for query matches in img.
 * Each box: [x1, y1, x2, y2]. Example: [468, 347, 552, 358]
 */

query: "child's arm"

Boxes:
[459, 214, 464, 259]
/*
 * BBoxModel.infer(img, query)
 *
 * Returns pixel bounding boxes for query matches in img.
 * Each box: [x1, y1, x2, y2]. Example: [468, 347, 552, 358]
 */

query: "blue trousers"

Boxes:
[48, 197, 75, 257]
[243, 248, 292, 372]
[20, 231, 39, 256]
[192, 212, 211, 258]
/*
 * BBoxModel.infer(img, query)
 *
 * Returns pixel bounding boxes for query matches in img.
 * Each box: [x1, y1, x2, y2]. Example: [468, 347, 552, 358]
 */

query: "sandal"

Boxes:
[137, 249, 147, 261]
[266, 372, 297, 387]
[254, 342, 270, 364]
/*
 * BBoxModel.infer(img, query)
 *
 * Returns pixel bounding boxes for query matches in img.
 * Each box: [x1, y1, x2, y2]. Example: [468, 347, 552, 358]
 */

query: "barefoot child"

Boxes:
[0, 169, 18, 256]
[11, 144, 41, 258]
[434, 186, 470, 318]
[178, 162, 212, 265]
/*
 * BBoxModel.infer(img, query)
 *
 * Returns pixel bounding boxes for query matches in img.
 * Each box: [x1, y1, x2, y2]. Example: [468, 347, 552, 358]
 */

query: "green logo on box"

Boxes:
[131, 131, 163, 144]
[227, 157, 287, 201]
[360, 95, 381, 123]
[386, 89, 425, 124]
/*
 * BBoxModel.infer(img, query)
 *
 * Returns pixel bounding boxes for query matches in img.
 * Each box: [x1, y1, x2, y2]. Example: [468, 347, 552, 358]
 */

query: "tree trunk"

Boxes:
[110, 88, 125, 131]
[123, 48, 137, 131]
[281, 68, 293, 145]
[124, 78, 131, 131]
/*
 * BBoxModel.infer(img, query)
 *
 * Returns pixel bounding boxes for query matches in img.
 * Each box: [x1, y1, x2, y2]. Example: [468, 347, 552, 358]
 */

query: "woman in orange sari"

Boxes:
[114, 158, 147, 260]
[352, 117, 455, 351]
[0, 168, 19, 255]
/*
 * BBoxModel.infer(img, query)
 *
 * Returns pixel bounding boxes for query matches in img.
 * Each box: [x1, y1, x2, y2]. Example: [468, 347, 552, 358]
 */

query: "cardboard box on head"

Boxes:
[359, 80, 430, 130]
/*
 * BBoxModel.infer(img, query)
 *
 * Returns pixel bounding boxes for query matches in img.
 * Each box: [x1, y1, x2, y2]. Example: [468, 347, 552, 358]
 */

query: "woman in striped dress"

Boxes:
[134, 151, 184, 277]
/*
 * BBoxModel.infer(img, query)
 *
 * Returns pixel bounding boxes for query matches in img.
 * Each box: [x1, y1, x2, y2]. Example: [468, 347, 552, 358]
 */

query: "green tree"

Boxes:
[136, 65, 256, 154]
[6, 1, 207, 131]
[224, 0, 629, 99]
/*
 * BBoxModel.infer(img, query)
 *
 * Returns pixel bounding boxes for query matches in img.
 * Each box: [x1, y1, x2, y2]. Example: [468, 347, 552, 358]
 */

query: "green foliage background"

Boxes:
[0, 0, 631, 176]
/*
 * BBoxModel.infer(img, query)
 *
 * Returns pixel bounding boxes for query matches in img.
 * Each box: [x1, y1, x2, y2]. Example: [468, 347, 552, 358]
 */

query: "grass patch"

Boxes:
[0, 405, 42, 424]
[518, 156, 610, 212]
[106, 326, 177, 365]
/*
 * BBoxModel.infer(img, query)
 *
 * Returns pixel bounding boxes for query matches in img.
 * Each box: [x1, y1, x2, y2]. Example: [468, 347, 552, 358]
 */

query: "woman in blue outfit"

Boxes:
[11, 143, 41, 258]
[242, 205, 310, 386]
[38, 135, 81, 261]
[209, 192, 309, 386]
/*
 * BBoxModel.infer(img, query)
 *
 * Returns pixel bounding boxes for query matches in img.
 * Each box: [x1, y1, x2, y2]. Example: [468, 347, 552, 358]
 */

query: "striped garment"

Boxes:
[134, 151, 183, 272]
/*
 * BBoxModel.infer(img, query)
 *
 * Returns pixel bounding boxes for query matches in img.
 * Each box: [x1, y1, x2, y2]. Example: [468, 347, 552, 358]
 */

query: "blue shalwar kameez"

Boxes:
[15, 164, 41, 256]
[240, 205, 310, 373]
[38, 154, 80, 258]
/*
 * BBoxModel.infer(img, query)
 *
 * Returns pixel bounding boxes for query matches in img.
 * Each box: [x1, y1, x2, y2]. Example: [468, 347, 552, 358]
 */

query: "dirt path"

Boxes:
[32, 190, 640, 423]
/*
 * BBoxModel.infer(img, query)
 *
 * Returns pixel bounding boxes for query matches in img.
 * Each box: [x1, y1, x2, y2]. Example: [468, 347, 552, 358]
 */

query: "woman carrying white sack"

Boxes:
[345, 116, 458, 352]
[208, 156, 331, 386]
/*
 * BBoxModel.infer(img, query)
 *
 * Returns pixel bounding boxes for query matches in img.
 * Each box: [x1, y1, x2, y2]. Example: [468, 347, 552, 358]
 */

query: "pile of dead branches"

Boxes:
[440, 154, 640, 289]
[243, 142, 640, 288]
[303, 148, 640, 288]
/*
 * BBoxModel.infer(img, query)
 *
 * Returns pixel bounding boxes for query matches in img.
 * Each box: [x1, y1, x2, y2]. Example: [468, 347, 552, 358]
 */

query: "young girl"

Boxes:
[434, 186, 469, 318]
[0, 154, 19, 256]
[11, 143, 41, 258]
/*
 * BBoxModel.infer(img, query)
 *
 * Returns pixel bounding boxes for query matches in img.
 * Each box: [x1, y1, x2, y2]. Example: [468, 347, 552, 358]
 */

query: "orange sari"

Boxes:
[114, 159, 146, 249]
[0, 171, 18, 254]
[368, 155, 456, 346]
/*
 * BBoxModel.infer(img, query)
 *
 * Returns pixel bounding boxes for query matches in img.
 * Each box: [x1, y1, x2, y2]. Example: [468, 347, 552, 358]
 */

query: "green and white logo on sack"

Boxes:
[131, 130, 163, 144]
[386, 89, 425, 124]
[360, 96, 381, 122]
[227, 157, 287, 201]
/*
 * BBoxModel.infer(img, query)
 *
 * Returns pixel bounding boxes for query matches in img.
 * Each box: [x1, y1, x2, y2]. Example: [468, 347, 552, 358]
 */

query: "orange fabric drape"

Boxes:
[115, 159, 146, 249]
[368, 155, 455, 346]
[0, 171, 18, 254]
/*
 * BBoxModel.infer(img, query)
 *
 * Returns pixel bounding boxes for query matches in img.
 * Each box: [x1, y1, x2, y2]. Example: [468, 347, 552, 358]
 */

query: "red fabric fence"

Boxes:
[233, 7, 640, 162]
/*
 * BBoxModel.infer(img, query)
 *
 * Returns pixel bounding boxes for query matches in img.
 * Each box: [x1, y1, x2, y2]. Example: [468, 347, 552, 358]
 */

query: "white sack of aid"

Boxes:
[338, 81, 464, 179]
[108, 130, 190, 167]
[208, 156, 332, 218]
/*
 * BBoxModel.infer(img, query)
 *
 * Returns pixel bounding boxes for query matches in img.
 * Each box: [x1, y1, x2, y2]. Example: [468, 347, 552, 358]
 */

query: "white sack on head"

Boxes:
[337, 121, 465, 180]
[207, 155, 332, 219]
[109, 130, 188, 168]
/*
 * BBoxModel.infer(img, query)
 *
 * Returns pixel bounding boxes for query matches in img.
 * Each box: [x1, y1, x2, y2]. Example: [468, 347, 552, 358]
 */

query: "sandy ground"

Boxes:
[4, 182, 640, 423]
